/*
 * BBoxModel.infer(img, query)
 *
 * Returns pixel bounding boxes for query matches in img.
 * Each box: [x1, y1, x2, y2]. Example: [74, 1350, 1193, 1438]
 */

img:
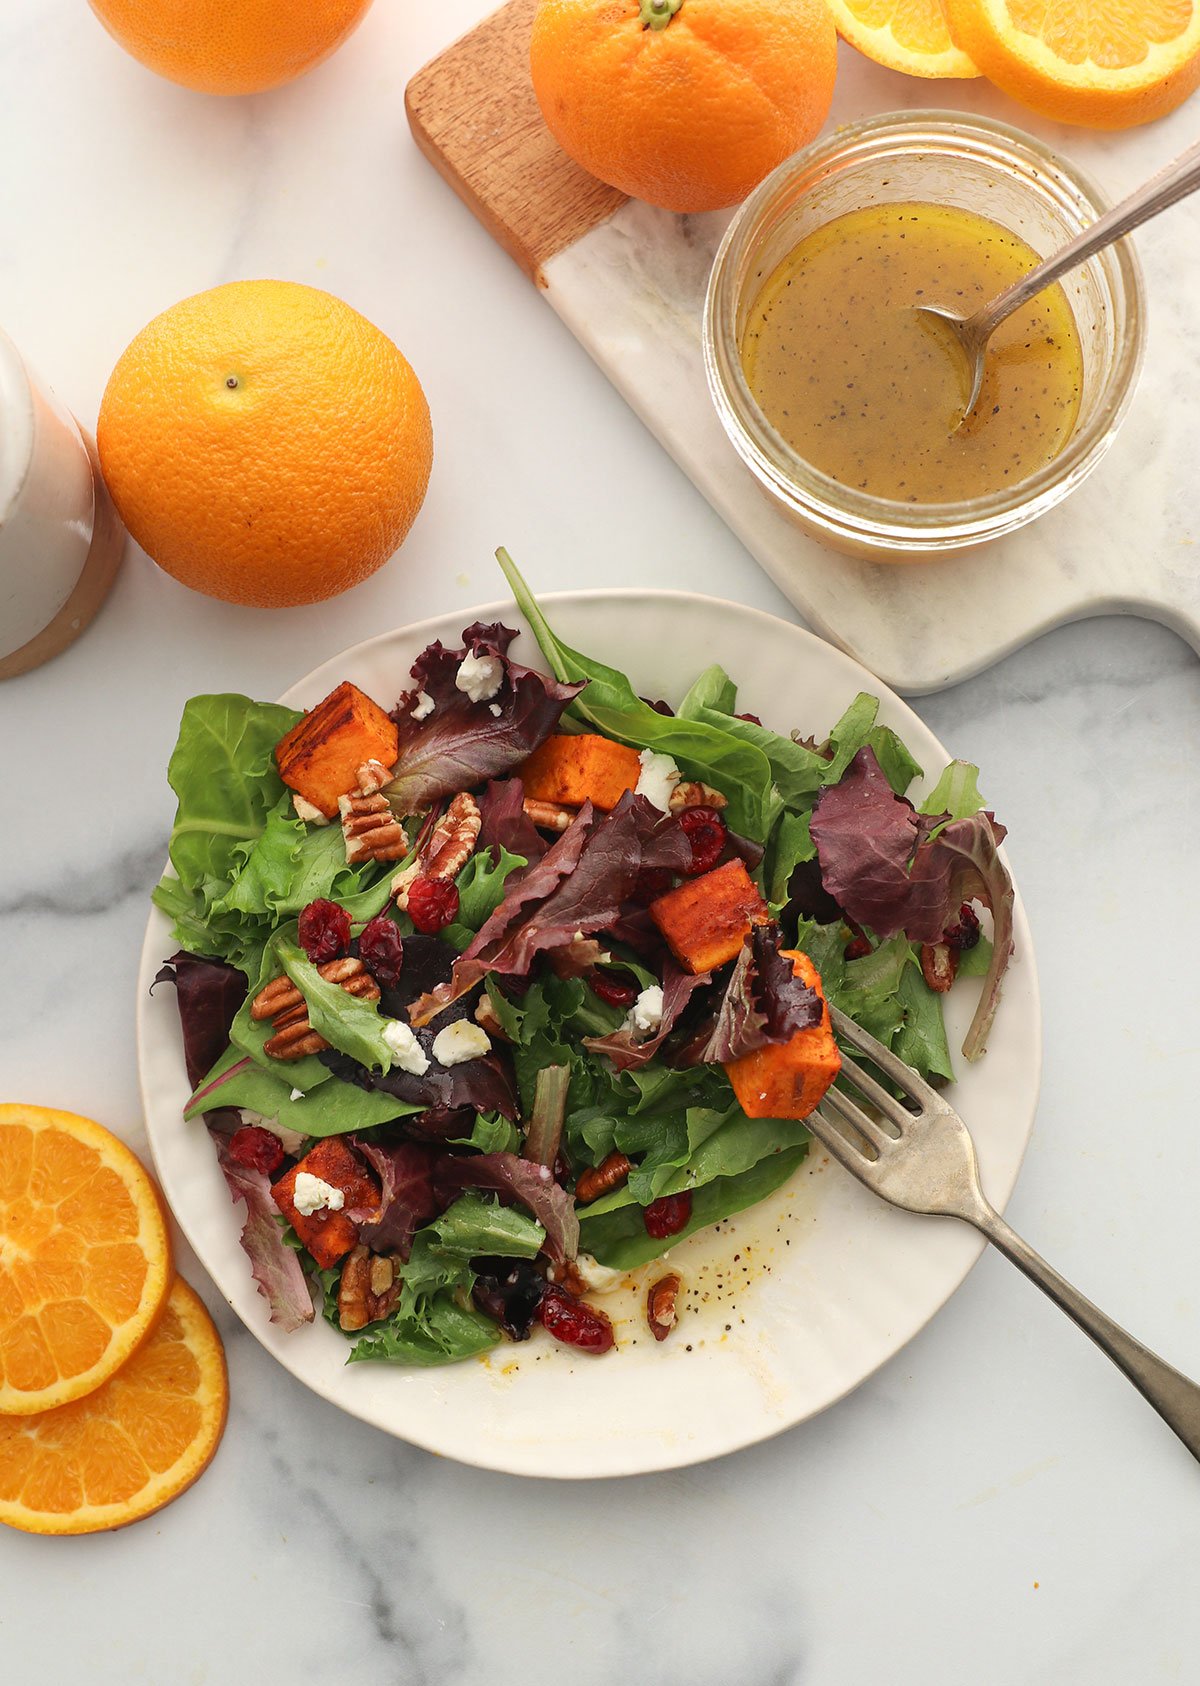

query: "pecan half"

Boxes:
[252, 957, 381, 1061]
[647, 1272, 681, 1342]
[523, 797, 576, 833]
[574, 1151, 632, 1205]
[919, 941, 958, 994]
[392, 790, 481, 907]
[339, 791, 409, 866]
[356, 758, 395, 796]
[668, 781, 728, 813]
[337, 1244, 402, 1332]
[474, 994, 508, 1041]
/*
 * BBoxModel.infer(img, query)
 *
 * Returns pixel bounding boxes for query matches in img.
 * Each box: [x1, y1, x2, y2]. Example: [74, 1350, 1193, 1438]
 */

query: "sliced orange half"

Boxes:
[943, 0, 1200, 126]
[0, 1278, 228, 1535]
[829, 0, 981, 78]
[0, 1104, 171, 1414]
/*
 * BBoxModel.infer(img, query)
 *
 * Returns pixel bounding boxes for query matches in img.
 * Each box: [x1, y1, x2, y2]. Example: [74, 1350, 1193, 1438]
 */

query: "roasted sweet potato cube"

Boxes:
[648, 858, 769, 975]
[271, 1136, 381, 1271]
[725, 951, 841, 1121]
[520, 733, 641, 811]
[275, 681, 399, 819]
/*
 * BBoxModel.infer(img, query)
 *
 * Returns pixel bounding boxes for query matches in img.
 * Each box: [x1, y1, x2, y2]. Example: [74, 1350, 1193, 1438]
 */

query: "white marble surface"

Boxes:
[2, 4, 1200, 1682]
[546, 70, 1200, 693]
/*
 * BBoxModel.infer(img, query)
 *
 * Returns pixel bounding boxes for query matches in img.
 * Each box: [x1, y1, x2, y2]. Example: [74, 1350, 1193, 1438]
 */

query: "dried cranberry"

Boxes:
[226, 1124, 285, 1176]
[407, 876, 460, 934]
[736, 712, 763, 726]
[643, 1190, 692, 1239]
[629, 866, 675, 906]
[944, 902, 981, 952]
[298, 898, 351, 964]
[589, 971, 637, 1009]
[678, 806, 726, 876]
[844, 935, 873, 962]
[537, 1286, 615, 1355]
[358, 916, 405, 987]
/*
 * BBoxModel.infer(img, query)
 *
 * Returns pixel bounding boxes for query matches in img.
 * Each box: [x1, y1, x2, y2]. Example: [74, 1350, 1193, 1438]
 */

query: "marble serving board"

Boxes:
[407, 0, 1200, 694]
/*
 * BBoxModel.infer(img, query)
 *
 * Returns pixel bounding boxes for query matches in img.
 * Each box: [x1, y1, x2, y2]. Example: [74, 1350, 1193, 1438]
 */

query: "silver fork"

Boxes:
[813, 1004, 1200, 1461]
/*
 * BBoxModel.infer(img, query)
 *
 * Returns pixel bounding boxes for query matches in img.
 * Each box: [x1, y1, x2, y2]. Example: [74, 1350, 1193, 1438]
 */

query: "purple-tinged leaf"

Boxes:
[210, 1128, 314, 1333]
[584, 963, 712, 1072]
[690, 924, 823, 1064]
[434, 1152, 579, 1262]
[349, 1139, 440, 1259]
[546, 937, 606, 979]
[319, 1044, 518, 1121]
[811, 747, 1014, 1059]
[153, 952, 247, 1089]
[478, 777, 547, 865]
[384, 622, 583, 812]
[411, 793, 691, 1025]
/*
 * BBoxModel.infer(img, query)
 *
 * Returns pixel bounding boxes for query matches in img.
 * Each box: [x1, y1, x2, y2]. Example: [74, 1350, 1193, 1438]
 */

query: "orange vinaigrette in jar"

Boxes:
[739, 201, 1084, 505]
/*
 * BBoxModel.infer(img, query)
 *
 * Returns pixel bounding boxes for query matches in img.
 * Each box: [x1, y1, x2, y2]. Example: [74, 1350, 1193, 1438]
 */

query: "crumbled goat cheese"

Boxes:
[432, 1019, 492, 1066]
[488, 702, 503, 717]
[635, 748, 681, 811]
[455, 651, 504, 703]
[292, 1172, 345, 1218]
[410, 691, 435, 721]
[292, 794, 329, 826]
[631, 984, 664, 1034]
[574, 1253, 626, 1295]
[289, 1088, 304, 1102]
[381, 1018, 431, 1076]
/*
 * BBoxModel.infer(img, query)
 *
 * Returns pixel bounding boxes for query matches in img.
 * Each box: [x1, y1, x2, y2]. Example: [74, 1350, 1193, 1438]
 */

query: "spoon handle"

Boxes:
[974, 134, 1200, 341]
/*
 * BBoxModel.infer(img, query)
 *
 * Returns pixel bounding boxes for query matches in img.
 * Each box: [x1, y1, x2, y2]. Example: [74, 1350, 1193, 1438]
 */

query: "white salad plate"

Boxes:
[136, 591, 1041, 1479]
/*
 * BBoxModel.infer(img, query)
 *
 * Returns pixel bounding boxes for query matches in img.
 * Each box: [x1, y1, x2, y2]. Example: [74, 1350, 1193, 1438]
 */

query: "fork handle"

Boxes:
[969, 1207, 1200, 1463]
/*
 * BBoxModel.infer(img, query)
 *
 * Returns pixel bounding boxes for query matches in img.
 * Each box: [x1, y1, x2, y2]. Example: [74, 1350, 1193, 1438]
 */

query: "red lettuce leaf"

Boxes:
[584, 963, 712, 1072]
[153, 952, 247, 1089]
[349, 1138, 440, 1259]
[433, 1152, 579, 1262]
[690, 923, 823, 1064]
[411, 792, 691, 1025]
[478, 777, 547, 865]
[811, 747, 1014, 1059]
[384, 622, 583, 812]
[318, 1042, 518, 1120]
[211, 1128, 314, 1333]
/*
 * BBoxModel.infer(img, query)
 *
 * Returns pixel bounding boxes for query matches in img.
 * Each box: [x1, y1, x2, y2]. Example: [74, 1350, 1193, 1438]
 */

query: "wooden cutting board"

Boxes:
[407, 2, 1200, 694]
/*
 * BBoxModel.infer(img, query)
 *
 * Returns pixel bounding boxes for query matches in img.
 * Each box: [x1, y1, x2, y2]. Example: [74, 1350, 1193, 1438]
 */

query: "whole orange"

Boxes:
[97, 281, 433, 609]
[530, 0, 838, 214]
[87, 0, 374, 96]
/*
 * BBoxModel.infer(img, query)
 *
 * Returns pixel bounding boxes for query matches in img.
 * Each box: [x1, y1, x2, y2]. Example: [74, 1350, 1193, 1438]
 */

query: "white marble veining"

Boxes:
[2, 4, 1200, 1683]
[546, 66, 1200, 694]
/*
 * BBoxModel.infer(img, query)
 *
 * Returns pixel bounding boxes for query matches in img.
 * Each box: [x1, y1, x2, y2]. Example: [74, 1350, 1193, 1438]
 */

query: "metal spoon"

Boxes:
[918, 135, 1200, 428]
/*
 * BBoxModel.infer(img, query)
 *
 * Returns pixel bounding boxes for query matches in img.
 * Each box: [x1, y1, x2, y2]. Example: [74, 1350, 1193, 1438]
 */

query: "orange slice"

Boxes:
[829, 0, 980, 77]
[0, 1104, 171, 1414]
[943, 0, 1200, 126]
[0, 1278, 227, 1535]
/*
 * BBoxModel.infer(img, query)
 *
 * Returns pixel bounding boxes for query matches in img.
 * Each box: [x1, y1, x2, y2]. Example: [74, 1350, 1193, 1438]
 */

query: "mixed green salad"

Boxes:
[153, 551, 1013, 1366]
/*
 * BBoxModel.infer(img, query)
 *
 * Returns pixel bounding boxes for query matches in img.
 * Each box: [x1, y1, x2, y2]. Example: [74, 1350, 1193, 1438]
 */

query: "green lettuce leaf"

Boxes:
[580, 1144, 810, 1270]
[432, 1192, 545, 1258]
[275, 942, 394, 1073]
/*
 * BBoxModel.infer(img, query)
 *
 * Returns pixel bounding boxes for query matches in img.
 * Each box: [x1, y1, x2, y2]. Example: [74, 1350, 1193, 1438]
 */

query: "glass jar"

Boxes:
[703, 112, 1146, 561]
